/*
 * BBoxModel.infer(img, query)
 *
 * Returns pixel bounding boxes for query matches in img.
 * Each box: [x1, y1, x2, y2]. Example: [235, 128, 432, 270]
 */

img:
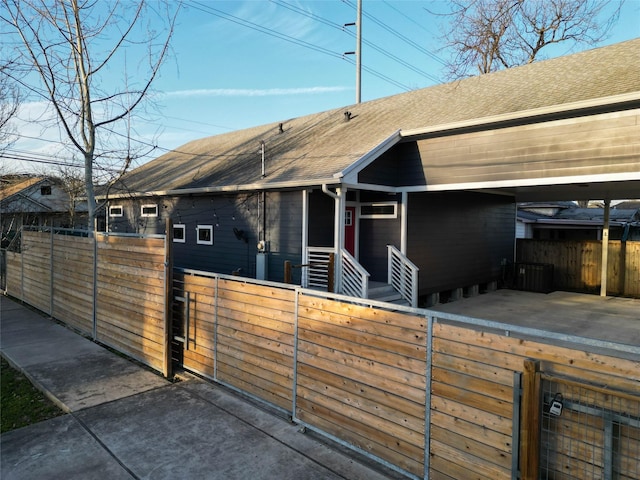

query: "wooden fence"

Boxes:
[517, 239, 640, 297]
[171, 268, 639, 480]
[5, 229, 168, 373]
[4, 232, 639, 479]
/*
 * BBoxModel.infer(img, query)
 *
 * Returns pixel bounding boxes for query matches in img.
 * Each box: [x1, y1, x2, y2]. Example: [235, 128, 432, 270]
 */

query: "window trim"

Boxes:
[359, 201, 398, 219]
[173, 224, 186, 243]
[141, 204, 158, 217]
[196, 225, 214, 245]
[109, 205, 124, 217]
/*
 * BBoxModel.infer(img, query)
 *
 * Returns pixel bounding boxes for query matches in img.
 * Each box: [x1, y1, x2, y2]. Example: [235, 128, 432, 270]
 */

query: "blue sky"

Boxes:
[5, 0, 640, 174]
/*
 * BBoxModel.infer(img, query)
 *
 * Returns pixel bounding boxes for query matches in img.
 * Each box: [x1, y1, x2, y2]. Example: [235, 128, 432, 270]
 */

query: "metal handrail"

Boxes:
[340, 248, 369, 299]
[304, 247, 334, 291]
[387, 245, 419, 307]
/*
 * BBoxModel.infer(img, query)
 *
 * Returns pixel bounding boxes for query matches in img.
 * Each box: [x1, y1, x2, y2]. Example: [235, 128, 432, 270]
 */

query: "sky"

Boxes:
[3, 0, 640, 176]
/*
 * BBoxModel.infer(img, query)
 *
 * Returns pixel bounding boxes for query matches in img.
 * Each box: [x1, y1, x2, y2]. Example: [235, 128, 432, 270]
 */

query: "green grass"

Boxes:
[1, 357, 64, 433]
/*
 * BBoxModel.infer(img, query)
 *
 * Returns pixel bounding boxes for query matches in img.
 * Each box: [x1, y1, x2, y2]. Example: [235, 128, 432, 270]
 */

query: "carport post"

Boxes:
[163, 218, 174, 378]
[600, 199, 610, 297]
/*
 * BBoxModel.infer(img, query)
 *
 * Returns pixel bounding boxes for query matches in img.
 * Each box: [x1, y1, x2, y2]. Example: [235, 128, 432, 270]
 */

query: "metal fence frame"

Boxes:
[171, 267, 640, 480]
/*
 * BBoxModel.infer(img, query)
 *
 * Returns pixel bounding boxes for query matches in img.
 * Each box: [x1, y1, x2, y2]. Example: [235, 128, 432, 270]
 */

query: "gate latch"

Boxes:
[549, 393, 564, 416]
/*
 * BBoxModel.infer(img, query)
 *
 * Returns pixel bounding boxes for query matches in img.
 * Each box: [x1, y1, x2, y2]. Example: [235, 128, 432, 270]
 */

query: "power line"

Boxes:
[186, 0, 414, 92]
[343, 0, 447, 66]
[273, 0, 439, 84]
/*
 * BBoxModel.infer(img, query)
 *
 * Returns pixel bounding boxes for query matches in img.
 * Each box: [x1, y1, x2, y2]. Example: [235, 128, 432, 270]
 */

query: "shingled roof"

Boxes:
[113, 38, 640, 196]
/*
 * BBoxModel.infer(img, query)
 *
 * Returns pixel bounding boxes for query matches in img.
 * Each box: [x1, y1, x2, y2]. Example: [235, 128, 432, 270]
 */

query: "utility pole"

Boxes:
[356, 0, 362, 104]
[344, 0, 362, 104]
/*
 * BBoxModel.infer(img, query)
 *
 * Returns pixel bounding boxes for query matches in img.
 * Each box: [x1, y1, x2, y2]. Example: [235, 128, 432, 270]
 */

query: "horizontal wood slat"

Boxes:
[7, 230, 639, 480]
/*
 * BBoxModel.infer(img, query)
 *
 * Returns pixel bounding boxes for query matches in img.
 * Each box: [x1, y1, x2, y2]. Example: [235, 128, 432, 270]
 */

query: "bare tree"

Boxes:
[0, 60, 19, 153]
[0, 0, 180, 232]
[433, 0, 623, 78]
[52, 165, 85, 229]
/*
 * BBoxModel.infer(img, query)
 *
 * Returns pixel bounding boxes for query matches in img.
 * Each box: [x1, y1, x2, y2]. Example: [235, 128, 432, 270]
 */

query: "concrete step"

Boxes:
[367, 284, 409, 306]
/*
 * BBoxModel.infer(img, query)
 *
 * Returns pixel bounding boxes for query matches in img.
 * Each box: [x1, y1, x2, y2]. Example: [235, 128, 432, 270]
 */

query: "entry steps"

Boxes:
[367, 282, 410, 307]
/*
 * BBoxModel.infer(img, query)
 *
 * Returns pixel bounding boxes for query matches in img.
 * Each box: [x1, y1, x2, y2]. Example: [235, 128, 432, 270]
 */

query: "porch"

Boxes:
[431, 288, 640, 357]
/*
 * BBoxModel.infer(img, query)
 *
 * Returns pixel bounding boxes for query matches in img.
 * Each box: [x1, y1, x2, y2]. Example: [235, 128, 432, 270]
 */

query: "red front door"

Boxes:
[345, 206, 356, 256]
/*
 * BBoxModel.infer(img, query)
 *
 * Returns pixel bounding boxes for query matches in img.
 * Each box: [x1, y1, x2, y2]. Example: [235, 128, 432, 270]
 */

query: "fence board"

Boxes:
[517, 239, 640, 297]
[5, 251, 22, 298]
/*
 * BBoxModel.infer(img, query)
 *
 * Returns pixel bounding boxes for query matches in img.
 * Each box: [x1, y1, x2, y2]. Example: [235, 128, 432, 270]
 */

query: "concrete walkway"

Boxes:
[0, 295, 401, 480]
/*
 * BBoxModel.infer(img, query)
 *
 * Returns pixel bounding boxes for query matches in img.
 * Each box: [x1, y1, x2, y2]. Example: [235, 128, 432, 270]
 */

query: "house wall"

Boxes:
[358, 191, 402, 281]
[307, 189, 335, 247]
[407, 191, 516, 295]
[107, 191, 304, 282]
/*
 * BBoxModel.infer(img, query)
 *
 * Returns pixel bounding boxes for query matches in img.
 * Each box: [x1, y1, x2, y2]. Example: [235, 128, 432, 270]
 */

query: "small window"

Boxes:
[196, 225, 213, 245]
[360, 202, 397, 219]
[173, 224, 186, 243]
[109, 205, 123, 217]
[345, 209, 353, 226]
[141, 204, 158, 217]
[40, 185, 52, 196]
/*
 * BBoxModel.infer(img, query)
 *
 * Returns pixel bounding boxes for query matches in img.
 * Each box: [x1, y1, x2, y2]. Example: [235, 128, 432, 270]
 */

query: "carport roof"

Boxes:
[110, 38, 640, 198]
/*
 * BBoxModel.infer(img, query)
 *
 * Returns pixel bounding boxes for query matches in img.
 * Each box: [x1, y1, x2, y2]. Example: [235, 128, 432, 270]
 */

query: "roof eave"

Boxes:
[100, 177, 341, 200]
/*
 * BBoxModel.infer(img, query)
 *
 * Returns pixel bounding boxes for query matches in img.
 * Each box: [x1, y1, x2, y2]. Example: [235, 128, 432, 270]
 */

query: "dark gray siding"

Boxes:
[308, 189, 335, 247]
[358, 192, 402, 282]
[107, 191, 304, 283]
[264, 190, 304, 283]
[358, 142, 426, 187]
[407, 192, 515, 295]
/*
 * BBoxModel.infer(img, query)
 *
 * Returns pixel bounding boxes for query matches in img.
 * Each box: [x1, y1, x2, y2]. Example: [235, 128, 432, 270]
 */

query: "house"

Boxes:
[105, 39, 640, 307]
[517, 202, 640, 240]
[1, 175, 88, 248]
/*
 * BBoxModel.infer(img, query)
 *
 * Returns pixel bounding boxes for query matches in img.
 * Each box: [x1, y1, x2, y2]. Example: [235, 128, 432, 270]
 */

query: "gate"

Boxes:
[539, 374, 640, 479]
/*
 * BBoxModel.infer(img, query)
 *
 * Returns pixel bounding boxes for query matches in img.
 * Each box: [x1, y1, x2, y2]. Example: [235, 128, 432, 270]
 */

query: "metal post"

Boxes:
[423, 315, 434, 479]
[49, 226, 54, 316]
[92, 232, 98, 340]
[163, 218, 174, 378]
[292, 289, 300, 418]
[214, 275, 219, 381]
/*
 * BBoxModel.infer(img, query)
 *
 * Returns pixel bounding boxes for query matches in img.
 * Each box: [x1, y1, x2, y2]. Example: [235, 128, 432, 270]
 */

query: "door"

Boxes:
[345, 206, 356, 256]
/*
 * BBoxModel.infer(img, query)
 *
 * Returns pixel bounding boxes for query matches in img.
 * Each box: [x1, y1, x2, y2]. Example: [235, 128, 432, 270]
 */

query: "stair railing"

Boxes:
[387, 245, 419, 307]
[340, 248, 370, 299]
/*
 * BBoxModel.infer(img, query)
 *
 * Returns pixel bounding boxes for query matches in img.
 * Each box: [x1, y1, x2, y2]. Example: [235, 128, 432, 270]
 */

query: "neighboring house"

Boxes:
[0, 175, 88, 247]
[517, 202, 640, 241]
[105, 39, 640, 306]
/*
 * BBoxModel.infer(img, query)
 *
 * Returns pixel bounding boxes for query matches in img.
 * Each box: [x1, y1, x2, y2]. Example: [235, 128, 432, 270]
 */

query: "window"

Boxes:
[360, 202, 397, 219]
[141, 204, 158, 217]
[109, 205, 123, 217]
[345, 209, 353, 226]
[196, 225, 213, 245]
[40, 185, 52, 196]
[173, 224, 186, 243]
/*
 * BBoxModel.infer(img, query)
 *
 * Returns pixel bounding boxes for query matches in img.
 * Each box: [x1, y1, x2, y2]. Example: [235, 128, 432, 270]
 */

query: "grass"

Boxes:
[1, 357, 64, 433]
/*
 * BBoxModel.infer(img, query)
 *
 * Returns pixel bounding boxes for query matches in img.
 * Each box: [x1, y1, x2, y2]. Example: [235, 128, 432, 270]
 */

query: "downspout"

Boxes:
[400, 191, 408, 254]
[600, 199, 611, 297]
[322, 184, 343, 293]
[301, 190, 309, 287]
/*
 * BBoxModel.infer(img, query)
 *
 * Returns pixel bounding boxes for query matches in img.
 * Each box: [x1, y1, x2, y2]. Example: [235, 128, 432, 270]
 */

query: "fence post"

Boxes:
[284, 260, 292, 284]
[423, 314, 434, 480]
[520, 359, 541, 480]
[163, 218, 174, 378]
[50, 226, 54, 316]
[92, 233, 98, 340]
